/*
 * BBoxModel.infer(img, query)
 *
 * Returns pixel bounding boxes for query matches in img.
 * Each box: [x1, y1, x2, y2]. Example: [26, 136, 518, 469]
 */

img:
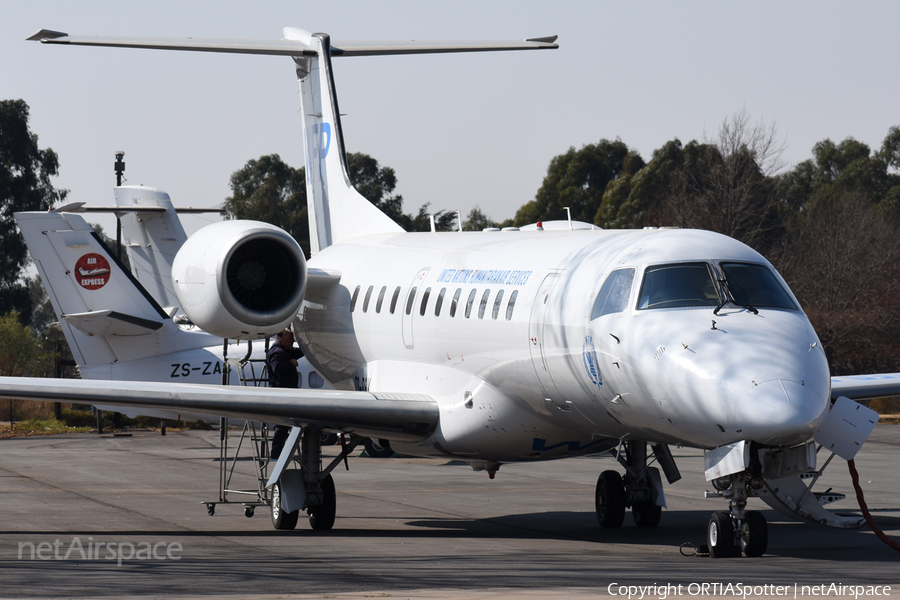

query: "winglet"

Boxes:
[27, 29, 68, 41]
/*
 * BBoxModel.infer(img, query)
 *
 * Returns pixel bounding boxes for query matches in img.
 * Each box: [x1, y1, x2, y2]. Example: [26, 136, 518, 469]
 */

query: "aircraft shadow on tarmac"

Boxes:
[4, 509, 895, 562]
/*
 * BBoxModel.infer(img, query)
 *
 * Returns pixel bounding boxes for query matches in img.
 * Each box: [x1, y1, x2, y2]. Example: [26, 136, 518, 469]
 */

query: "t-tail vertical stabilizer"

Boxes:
[286, 28, 404, 256]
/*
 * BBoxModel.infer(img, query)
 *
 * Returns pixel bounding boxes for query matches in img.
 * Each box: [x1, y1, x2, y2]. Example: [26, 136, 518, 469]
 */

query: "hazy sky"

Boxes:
[4, 1, 899, 236]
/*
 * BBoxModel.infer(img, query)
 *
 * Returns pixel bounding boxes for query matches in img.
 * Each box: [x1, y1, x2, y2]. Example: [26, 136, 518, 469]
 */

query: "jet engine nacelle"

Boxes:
[172, 220, 307, 339]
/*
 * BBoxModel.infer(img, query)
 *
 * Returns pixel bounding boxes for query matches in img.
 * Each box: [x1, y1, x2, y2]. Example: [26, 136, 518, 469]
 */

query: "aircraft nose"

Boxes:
[737, 379, 826, 445]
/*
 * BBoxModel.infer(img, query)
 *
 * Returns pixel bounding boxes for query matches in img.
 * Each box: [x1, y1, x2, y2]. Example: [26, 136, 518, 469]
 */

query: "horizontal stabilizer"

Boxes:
[53, 202, 225, 215]
[63, 309, 163, 336]
[27, 30, 558, 57]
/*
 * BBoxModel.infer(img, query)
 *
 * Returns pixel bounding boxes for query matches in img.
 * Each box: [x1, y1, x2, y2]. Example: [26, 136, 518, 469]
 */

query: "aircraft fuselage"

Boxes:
[296, 227, 830, 462]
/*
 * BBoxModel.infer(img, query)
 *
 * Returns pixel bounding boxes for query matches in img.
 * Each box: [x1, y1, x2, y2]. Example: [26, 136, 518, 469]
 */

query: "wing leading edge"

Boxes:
[831, 373, 900, 401]
[0, 377, 438, 441]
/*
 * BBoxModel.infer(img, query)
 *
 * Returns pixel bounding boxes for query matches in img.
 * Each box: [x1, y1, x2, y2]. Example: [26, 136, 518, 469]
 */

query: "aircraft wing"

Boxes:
[0, 377, 437, 442]
[831, 373, 900, 400]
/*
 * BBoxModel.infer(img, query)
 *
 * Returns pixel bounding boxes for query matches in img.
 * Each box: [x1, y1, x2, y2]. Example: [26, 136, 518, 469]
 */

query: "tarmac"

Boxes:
[0, 425, 898, 599]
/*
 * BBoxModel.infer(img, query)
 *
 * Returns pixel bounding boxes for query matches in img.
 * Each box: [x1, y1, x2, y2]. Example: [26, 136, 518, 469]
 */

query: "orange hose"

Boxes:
[848, 459, 900, 552]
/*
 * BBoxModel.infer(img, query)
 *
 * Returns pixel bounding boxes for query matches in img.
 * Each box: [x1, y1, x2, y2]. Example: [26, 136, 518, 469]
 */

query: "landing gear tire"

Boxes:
[707, 511, 739, 558]
[271, 480, 299, 530]
[308, 473, 336, 530]
[244, 506, 255, 518]
[364, 438, 394, 458]
[632, 501, 662, 527]
[596, 470, 626, 528]
[321, 432, 339, 446]
[739, 510, 768, 557]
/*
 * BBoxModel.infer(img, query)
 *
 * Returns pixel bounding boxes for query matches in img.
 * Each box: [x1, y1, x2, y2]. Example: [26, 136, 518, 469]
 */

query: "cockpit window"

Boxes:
[638, 263, 719, 310]
[719, 263, 798, 311]
[591, 268, 635, 320]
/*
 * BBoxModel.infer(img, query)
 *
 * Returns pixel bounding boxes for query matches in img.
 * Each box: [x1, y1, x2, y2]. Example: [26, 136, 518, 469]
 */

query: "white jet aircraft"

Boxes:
[3, 27, 899, 558]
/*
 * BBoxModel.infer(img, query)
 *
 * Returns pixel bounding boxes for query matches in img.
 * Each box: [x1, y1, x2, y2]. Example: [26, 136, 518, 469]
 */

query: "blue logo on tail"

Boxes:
[314, 122, 331, 159]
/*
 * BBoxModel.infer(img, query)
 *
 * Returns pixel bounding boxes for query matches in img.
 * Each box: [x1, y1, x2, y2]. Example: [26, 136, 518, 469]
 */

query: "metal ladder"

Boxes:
[203, 338, 290, 518]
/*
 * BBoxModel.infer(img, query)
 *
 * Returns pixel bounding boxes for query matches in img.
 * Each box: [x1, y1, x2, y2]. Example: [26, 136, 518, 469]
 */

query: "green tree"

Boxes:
[0, 100, 68, 325]
[515, 139, 643, 227]
[599, 113, 784, 253]
[0, 312, 52, 377]
[462, 206, 498, 231]
[224, 154, 309, 253]
[774, 126, 900, 215]
[225, 152, 456, 255]
[345, 153, 457, 231]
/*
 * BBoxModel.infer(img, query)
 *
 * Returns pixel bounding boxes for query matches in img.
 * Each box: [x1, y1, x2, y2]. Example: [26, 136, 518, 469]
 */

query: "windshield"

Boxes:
[638, 263, 719, 310]
[719, 263, 798, 311]
[591, 268, 635, 319]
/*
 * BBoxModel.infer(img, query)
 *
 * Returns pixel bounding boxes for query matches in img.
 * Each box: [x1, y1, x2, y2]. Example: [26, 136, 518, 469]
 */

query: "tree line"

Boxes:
[3, 99, 899, 380]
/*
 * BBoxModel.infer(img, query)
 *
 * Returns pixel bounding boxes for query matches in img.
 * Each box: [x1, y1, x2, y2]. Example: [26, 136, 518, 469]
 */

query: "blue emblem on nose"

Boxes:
[583, 335, 602, 386]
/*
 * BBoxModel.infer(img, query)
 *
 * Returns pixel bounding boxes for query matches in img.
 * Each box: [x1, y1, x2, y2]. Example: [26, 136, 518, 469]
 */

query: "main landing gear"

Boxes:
[269, 425, 360, 532]
[595, 441, 681, 529]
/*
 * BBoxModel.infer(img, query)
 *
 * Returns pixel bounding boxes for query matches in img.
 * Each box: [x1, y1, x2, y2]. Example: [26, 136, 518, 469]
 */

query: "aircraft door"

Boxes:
[528, 273, 567, 410]
[402, 268, 430, 349]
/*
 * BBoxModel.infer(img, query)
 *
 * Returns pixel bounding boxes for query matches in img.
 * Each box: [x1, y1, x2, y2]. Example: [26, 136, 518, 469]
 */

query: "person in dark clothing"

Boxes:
[266, 328, 304, 459]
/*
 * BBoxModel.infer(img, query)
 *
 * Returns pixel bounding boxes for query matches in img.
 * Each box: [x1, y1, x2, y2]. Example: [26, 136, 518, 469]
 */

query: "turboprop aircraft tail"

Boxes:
[15, 210, 215, 370]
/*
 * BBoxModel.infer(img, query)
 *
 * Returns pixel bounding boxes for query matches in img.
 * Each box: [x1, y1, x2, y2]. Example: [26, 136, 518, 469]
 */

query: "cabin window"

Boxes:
[435, 288, 447, 316]
[719, 263, 798, 311]
[450, 288, 462, 317]
[591, 269, 635, 319]
[492, 289, 504, 320]
[375, 286, 387, 313]
[506, 290, 518, 321]
[308, 371, 325, 389]
[465, 289, 477, 318]
[405, 286, 418, 315]
[350, 285, 361, 312]
[362, 285, 374, 313]
[390, 286, 401, 314]
[420, 287, 431, 316]
[638, 263, 718, 310]
[478, 289, 491, 319]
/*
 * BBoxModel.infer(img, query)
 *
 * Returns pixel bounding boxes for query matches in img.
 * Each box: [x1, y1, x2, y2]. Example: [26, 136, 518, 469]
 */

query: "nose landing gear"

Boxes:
[706, 471, 768, 558]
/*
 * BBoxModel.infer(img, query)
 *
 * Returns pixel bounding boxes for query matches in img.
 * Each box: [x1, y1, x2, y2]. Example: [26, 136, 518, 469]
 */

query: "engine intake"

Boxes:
[172, 221, 307, 339]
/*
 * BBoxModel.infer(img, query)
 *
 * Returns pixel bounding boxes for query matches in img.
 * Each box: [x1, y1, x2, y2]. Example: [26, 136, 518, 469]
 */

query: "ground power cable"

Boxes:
[848, 458, 900, 552]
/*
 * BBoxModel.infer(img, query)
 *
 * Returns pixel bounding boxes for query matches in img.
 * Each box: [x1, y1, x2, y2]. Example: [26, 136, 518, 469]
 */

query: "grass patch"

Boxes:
[0, 417, 92, 438]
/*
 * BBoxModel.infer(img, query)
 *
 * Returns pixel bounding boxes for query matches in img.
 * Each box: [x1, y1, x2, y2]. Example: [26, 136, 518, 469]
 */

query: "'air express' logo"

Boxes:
[75, 253, 111, 290]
